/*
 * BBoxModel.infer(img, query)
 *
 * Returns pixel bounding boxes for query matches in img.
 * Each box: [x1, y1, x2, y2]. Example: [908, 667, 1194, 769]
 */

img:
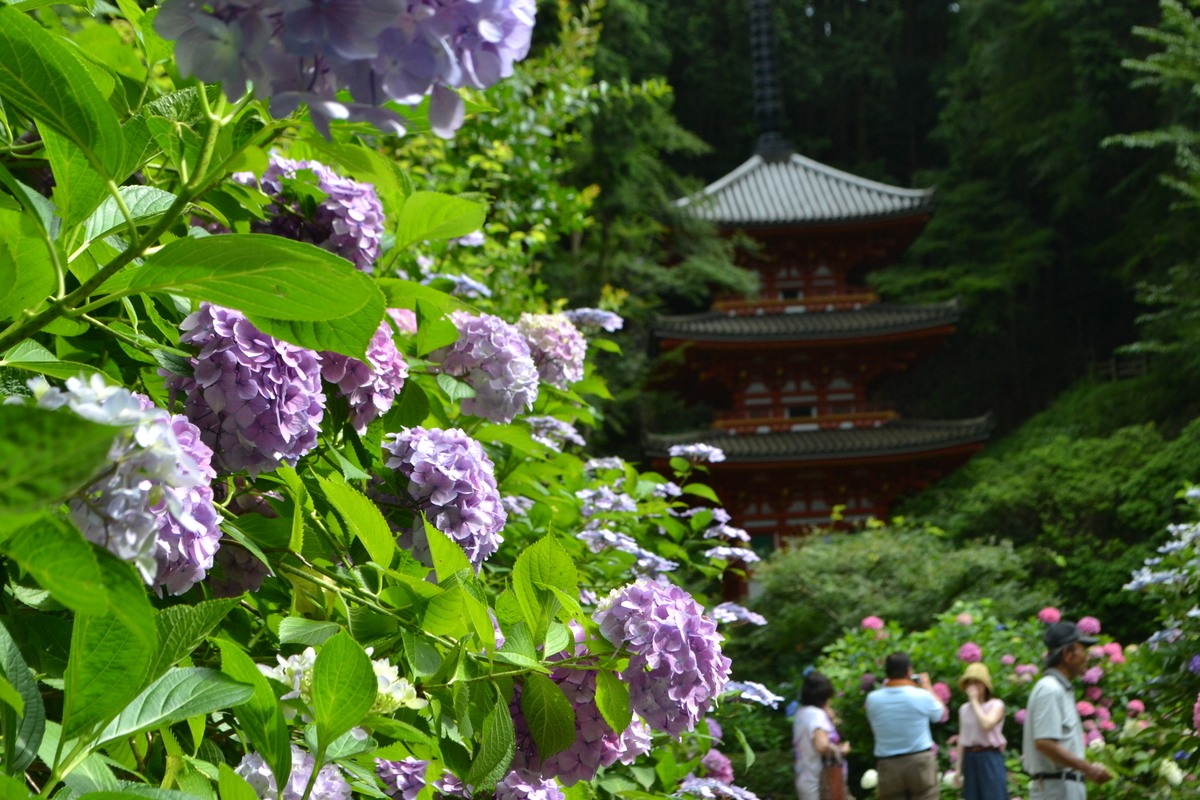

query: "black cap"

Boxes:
[1044, 621, 1100, 649]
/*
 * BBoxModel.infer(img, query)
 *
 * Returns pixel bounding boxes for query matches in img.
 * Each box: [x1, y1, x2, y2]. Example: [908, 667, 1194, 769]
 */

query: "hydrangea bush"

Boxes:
[0, 7, 762, 800]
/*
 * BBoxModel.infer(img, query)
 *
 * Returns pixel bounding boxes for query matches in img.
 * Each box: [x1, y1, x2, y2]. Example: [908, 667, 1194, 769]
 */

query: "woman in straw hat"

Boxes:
[951, 663, 1008, 800]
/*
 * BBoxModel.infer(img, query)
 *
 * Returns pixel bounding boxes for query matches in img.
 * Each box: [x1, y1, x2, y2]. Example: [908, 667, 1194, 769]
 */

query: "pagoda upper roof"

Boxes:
[675, 152, 937, 228]
[655, 300, 959, 344]
[646, 416, 993, 464]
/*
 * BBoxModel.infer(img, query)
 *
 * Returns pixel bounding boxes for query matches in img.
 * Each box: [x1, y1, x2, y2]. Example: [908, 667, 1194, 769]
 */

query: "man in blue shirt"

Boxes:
[865, 652, 946, 800]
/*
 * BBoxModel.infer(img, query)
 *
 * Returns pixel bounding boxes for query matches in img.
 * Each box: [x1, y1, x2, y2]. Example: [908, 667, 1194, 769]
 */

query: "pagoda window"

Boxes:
[827, 378, 854, 390]
[780, 289, 801, 300]
[787, 406, 816, 418]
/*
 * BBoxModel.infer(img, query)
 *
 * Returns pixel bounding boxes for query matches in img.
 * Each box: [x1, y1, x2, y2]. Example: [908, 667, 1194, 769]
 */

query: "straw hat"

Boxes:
[958, 662, 993, 692]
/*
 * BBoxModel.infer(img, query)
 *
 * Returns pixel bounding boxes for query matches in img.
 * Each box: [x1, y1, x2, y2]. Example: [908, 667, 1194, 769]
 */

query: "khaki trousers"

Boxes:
[876, 750, 938, 800]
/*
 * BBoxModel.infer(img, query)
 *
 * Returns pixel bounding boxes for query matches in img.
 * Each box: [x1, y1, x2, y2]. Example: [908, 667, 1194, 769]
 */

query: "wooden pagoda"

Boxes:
[646, 0, 990, 552]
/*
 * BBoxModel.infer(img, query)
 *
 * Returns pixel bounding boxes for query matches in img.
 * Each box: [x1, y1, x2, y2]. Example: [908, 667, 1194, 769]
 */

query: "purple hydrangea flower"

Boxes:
[318, 318, 408, 433]
[516, 313, 586, 390]
[383, 427, 506, 569]
[706, 718, 723, 741]
[494, 771, 564, 800]
[576, 528, 678, 576]
[958, 642, 982, 663]
[511, 623, 652, 785]
[431, 312, 538, 424]
[388, 308, 419, 335]
[376, 757, 429, 800]
[423, 273, 493, 299]
[583, 457, 624, 472]
[593, 580, 731, 737]
[669, 444, 726, 463]
[701, 750, 733, 785]
[166, 304, 325, 478]
[247, 156, 384, 273]
[704, 524, 750, 542]
[704, 546, 760, 564]
[526, 416, 585, 451]
[710, 602, 767, 626]
[29, 376, 220, 594]
[501, 495, 535, 517]
[449, 230, 485, 248]
[209, 543, 272, 597]
[1189, 655, 1200, 676]
[236, 744, 351, 800]
[723, 681, 784, 709]
[654, 482, 683, 498]
[432, 771, 470, 799]
[1082, 666, 1104, 684]
[576, 487, 637, 516]
[676, 778, 759, 800]
[564, 308, 623, 333]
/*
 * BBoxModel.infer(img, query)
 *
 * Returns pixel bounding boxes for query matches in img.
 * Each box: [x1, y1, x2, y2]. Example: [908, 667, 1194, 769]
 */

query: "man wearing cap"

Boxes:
[865, 652, 946, 800]
[1022, 621, 1114, 799]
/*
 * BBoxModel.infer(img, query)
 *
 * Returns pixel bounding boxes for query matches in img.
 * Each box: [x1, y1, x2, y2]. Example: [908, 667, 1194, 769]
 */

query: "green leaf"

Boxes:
[589, 338, 622, 355]
[92, 547, 156, 649]
[317, 477, 395, 568]
[682, 484, 720, 503]
[375, 278, 477, 315]
[311, 631, 376, 748]
[3, 514, 106, 604]
[0, 677, 23, 719]
[465, 687, 514, 793]
[300, 140, 411, 216]
[98, 668, 254, 744]
[218, 642, 290, 791]
[277, 618, 341, 647]
[218, 763, 257, 800]
[0, 774, 30, 800]
[416, 298, 461, 357]
[0, 7, 124, 175]
[0, 404, 117, 518]
[83, 186, 177, 244]
[519, 673, 576, 760]
[148, 598, 239, 686]
[421, 585, 469, 638]
[0, 212, 54, 321]
[379, 381, 429, 430]
[43, 129, 109, 231]
[733, 727, 755, 769]
[252, 303, 384, 363]
[423, 517, 471, 582]
[0, 340, 119, 384]
[393, 192, 487, 250]
[594, 670, 632, 735]
[0, 622, 44, 775]
[62, 614, 152, 739]
[436, 373, 476, 401]
[476, 424, 549, 458]
[511, 536, 578, 642]
[38, 721, 118, 793]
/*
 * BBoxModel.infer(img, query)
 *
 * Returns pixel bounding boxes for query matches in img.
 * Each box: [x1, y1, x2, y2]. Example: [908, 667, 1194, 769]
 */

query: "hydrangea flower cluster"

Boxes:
[676, 777, 760, 800]
[376, 757, 429, 800]
[654, 482, 682, 498]
[388, 308, 419, 334]
[154, 0, 536, 139]
[494, 771, 565, 800]
[318, 318, 408, 433]
[1077, 616, 1102, 635]
[584, 457, 624, 472]
[564, 309, 623, 333]
[511, 623, 652, 785]
[383, 426, 506, 569]
[1038, 607, 1062, 624]
[369, 653, 428, 713]
[209, 543, 272, 597]
[576, 487, 637, 517]
[432, 771, 470, 798]
[526, 416, 585, 451]
[576, 529, 679, 576]
[711, 602, 767, 626]
[704, 524, 750, 542]
[957, 642, 982, 663]
[238, 746, 350, 800]
[260, 647, 317, 719]
[516, 313, 586, 390]
[424, 273, 494, 299]
[723, 681, 784, 709]
[502, 495, 535, 517]
[29, 376, 221, 594]
[700, 750, 734, 784]
[167, 304, 325, 477]
[861, 615, 885, 630]
[1082, 666, 1104, 684]
[432, 312, 538, 424]
[668, 444, 726, 463]
[594, 580, 731, 737]
[704, 546, 760, 564]
[245, 157, 385, 272]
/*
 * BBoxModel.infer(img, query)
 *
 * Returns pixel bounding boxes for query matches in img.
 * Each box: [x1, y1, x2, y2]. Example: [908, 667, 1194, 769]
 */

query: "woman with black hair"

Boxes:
[793, 671, 850, 800]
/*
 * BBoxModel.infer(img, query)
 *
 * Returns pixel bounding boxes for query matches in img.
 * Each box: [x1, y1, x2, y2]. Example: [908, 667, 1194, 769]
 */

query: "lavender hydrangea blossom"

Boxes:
[704, 546, 760, 564]
[711, 602, 767, 626]
[700, 750, 734, 784]
[155, 0, 536, 139]
[669, 444, 726, 463]
[501, 495, 535, 517]
[676, 778, 760, 800]
[245, 156, 385, 272]
[583, 457, 624, 472]
[383, 427, 506, 569]
[494, 771, 565, 800]
[166, 304, 325, 477]
[423, 273, 494, 299]
[576, 528, 678, 576]
[516, 313, 586, 390]
[564, 308, 624, 333]
[593, 580, 731, 737]
[704, 524, 750, 542]
[209, 543, 272, 597]
[376, 757, 429, 800]
[576, 487, 637, 517]
[431, 312, 538, 424]
[432, 771, 471, 798]
[318, 318, 408, 433]
[236, 745, 351, 800]
[526, 416, 585, 451]
[723, 681, 784, 709]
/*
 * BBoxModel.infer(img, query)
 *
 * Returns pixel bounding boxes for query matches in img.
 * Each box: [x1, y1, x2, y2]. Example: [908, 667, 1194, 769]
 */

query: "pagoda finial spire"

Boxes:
[749, 0, 792, 161]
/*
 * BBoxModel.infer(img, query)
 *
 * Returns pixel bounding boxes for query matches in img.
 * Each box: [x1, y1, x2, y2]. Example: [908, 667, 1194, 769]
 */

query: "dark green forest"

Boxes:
[528, 0, 1200, 648]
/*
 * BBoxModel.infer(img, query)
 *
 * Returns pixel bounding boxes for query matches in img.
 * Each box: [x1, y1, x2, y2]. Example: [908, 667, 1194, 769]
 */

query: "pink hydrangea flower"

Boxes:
[1082, 667, 1104, 685]
[1193, 693, 1200, 735]
[1099, 720, 1116, 731]
[1077, 616, 1101, 635]
[1084, 729, 1103, 746]
[1084, 687, 1103, 701]
[1127, 699, 1145, 715]
[861, 616, 884, 630]
[956, 613, 974, 626]
[1108, 650, 1126, 664]
[1014, 709, 1026, 724]
[1102, 642, 1123, 658]
[1076, 701, 1095, 717]
[1038, 607, 1061, 624]
[932, 683, 951, 704]
[1094, 706, 1110, 723]
[1001, 654, 1015, 666]
[958, 642, 982, 663]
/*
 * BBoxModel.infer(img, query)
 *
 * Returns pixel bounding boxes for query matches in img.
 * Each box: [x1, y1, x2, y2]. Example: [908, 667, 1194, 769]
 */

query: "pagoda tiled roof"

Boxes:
[674, 152, 937, 227]
[654, 300, 959, 343]
[646, 416, 994, 463]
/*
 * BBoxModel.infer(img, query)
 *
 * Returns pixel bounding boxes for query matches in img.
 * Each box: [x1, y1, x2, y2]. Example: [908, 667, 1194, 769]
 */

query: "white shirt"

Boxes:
[793, 705, 835, 793]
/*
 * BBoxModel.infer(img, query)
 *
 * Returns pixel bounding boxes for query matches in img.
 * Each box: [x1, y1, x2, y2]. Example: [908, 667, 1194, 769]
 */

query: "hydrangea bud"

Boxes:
[167, 304, 325, 477]
[376, 757, 429, 800]
[594, 580, 731, 737]
[236, 745, 351, 800]
[383, 426, 506, 569]
[431, 312, 538, 424]
[319, 318, 408, 433]
[494, 771, 565, 800]
[516, 313, 586, 389]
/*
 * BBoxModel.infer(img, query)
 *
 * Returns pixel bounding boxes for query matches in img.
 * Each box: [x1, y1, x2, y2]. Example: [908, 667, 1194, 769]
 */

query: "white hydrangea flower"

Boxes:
[860, 770, 878, 790]
[260, 648, 317, 719]
[1158, 759, 1183, 786]
[370, 657, 428, 714]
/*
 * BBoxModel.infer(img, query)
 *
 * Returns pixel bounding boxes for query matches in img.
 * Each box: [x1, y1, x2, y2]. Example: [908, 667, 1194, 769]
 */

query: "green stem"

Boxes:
[105, 178, 143, 250]
[299, 743, 328, 800]
[80, 313, 145, 349]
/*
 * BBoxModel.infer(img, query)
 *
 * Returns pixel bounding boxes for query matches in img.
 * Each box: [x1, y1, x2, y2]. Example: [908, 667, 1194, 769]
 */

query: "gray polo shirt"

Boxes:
[1023, 668, 1084, 775]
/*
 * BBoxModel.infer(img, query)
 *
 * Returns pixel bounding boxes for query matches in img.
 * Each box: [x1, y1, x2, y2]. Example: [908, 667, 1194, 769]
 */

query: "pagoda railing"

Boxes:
[712, 292, 878, 315]
[712, 407, 898, 434]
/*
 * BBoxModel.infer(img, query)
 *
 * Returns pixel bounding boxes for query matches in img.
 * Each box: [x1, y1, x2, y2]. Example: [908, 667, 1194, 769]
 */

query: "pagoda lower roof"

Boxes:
[674, 152, 937, 228]
[646, 416, 993, 464]
[654, 301, 959, 344]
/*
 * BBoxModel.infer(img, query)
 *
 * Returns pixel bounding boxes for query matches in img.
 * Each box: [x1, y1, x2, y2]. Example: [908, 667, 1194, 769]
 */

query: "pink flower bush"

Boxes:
[1082, 667, 1104, 684]
[1094, 706, 1111, 723]
[1076, 701, 1095, 717]
[1001, 654, 1015, 665]
[861, 616, 884, 630]
[1077, 616, 1101, 635]
[957, 642, 982, 663]
[1014, 709, 1026, 724]
[1127, 699, 1145, 715]
[1038, 607, 1062, 624]
[956, 613, 974, 626]
[932, 682, 951, 704]
[1193, 693, 1200, 734]
[1085, 687, 1103, 701]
